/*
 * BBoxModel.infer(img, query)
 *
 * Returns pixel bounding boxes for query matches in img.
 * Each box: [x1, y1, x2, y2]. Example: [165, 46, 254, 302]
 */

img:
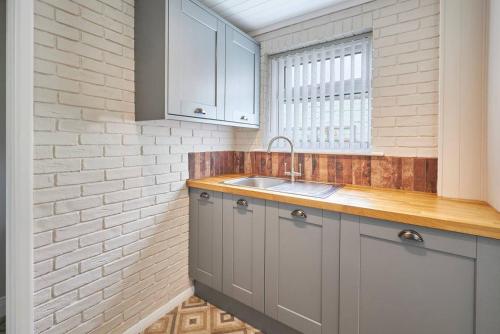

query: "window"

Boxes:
[267, 34, 372, 151]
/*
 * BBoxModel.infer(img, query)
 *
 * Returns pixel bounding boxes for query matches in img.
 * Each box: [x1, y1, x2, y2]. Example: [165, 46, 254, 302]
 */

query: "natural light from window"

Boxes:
[267, 34, 372, 152]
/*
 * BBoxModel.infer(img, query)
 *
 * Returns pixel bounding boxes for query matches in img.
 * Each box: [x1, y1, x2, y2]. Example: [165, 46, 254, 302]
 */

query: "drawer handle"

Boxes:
[200, 192, 210, 199]
[236, 199, 248, 207]
[194, 108, 206, 115]
[291, 209, 307, 219]
[240, 115, 249, 121]
[398, 230, 424, 243]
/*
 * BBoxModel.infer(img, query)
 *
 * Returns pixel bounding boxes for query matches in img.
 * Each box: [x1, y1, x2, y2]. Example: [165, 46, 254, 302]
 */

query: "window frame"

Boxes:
[266, 32, 373, 152]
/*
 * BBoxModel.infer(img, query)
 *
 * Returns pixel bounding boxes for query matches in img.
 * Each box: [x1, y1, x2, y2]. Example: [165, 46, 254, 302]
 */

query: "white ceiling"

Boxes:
[198, 0, 360, 36]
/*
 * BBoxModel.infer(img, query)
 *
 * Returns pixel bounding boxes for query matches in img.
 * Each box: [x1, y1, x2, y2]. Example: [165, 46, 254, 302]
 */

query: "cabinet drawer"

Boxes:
[359, 217, 477, 258]
[278, 203, 322, 226]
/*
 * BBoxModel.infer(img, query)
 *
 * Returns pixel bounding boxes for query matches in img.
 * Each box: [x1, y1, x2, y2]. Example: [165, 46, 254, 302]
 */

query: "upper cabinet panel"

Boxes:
[168, 0, 225, 121]
[135, 0, 260, 128]
[225, 26, 260, 126]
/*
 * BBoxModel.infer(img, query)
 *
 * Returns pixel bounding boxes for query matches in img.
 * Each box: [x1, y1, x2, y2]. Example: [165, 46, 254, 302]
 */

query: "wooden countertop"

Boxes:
[187, 175, 500, 240]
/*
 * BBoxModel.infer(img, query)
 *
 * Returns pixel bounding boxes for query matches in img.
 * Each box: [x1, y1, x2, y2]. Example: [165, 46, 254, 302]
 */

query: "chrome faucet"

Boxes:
[267, 136, 302, 182]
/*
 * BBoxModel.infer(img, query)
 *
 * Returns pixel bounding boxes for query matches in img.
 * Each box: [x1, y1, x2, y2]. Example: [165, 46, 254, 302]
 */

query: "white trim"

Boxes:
[123, 286, 195, 334]
[254, 149, 385, 156]
[249, 0, 373, 37]
[6, 0, 34, 333]
[0, 296, 5, 318]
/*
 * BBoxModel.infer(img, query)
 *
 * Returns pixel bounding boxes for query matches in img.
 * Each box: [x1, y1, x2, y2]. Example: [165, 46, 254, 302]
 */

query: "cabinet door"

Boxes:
[340, 215, 477, 334]
[169, 0, 225, 120]
[225, 26, 260, 125]
[265, 202, 340, 334]
[222, 194, 265, 312]
[189, 189, 223, 291]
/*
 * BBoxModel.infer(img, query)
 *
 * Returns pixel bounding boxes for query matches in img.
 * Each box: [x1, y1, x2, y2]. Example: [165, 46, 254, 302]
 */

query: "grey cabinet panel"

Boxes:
[222, 194, 265, 312]
[189, 189, 222, 291]
[225, 26, 260, 125]
[266, 202, 340, 334]
[340, 214, 477, 334]
[169, 0, 225, 120]
[134, 0, 167, 121]
[476, 237, 500, 334]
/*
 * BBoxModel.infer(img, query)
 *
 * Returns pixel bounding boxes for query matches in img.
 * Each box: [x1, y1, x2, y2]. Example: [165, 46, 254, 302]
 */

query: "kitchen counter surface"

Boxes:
[187, 174, 500, 240]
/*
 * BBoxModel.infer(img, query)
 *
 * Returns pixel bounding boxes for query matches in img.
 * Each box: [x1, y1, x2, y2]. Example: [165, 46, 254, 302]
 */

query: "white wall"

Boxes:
[236, 0, 440, 157]
[438, 0, 487, 200]
[33, 1, 236, 333]
[487, 0, 500, 210]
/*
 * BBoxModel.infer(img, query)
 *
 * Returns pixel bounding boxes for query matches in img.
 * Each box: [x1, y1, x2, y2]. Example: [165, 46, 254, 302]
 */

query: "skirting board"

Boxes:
[123, 286, 194, 334]
[0, 296, 5, 317]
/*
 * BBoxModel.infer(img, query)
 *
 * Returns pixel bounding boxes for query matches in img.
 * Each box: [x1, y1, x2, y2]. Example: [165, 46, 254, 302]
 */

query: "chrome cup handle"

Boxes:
[398, 229, 424, 243]
[236, 199, 248, 207]
[200, 192, 210, 199]
[291, 209, 307, 219]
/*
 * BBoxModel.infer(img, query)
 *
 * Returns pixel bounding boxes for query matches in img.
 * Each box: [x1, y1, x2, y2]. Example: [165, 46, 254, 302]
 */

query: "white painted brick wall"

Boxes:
[236, 0, 439, 157]
[33, 1, 236, 333]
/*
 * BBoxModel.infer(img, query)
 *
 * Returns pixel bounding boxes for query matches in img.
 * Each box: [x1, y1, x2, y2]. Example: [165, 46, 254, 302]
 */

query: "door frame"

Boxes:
[6, 0, 34, 332]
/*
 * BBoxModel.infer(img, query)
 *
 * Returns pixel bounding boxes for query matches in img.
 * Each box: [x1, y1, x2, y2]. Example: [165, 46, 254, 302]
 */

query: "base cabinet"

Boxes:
[189, 189, 223, 291]
[222, 194, 265, 312]
[340, 215, 477, 334]
[265, 202, 340, 334]
[189, 190, 500, 334]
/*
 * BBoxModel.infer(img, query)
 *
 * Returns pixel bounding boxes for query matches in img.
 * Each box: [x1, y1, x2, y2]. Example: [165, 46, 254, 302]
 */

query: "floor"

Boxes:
[141, 296, 263, 334]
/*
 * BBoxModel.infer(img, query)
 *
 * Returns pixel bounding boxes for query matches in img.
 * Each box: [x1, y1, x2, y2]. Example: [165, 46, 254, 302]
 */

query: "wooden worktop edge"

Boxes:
[187, 178, 500, 240]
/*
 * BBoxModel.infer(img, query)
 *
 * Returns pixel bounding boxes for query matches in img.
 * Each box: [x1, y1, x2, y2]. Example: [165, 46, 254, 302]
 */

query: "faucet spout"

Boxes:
[267, 136, 299, 182]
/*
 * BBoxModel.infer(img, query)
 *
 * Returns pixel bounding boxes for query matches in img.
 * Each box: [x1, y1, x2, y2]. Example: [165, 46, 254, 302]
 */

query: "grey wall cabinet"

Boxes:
[265, 202, 340, 334]
[135, 0, 260, 128]
[189, 189, 223, 291]
[225, 26, 260, 126]
[340, 215, 479, 334]
[169, 0, 225, 121]
[222, 194, 265, 312]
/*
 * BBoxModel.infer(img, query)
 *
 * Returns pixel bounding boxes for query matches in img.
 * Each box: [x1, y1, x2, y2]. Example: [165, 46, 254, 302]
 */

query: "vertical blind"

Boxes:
[268, 34, 372, 151]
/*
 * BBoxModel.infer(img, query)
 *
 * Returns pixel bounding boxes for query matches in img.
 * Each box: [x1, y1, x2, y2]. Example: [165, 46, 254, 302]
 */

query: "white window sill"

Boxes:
[250, 148, 384, 156]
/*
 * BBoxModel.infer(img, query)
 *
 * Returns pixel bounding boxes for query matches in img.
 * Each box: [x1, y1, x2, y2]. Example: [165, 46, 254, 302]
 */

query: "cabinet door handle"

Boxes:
[200, 192, 210, 199]
[240, 115, 249, 121]
[194, 108, 206, 115]
[291, 209, 307, 219]
[236, 199, 248, 207]
[398, 229, 424, 243]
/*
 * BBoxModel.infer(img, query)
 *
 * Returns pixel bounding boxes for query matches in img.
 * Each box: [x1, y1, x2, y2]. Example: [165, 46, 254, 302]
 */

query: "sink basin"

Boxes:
[223, 176, 341, 199]
[224, 176, 287, 188]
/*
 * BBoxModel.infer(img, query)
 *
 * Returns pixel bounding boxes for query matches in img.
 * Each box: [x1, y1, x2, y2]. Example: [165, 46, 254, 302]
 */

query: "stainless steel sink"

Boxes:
[224, 176, 287, 188]
[223, 176, 341, 199]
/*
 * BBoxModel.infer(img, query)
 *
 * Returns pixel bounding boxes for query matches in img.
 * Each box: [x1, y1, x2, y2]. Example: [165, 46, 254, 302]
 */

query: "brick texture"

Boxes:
[33, 1, 236, 333]
[236, 0, 439, 157]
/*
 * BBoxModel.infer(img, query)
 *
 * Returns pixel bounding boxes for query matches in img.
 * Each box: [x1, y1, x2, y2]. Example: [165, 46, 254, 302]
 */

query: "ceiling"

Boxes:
[198, 0, 359, 36]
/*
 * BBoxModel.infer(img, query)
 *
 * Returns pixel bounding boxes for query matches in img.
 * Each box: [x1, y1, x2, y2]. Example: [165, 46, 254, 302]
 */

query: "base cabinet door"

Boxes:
[340, 215, 477, 334]
[265, 202, 340, 334]
[222, 194, 265, 312]
[189, 189, 223, 291]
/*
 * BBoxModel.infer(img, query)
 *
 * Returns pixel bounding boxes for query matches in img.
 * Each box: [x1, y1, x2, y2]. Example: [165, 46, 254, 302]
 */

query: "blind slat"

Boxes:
[329, 47, 336, 149]
[301, 54, 310, 147]
[277, 57, 285, 149]
[319, 50, 327, 149]
[310, 51, 318, 148]
[350, 44, 356, 148]
[293, 54, 301, 146]
[285, 56, 293, 148]
[339, 44, 345, 149]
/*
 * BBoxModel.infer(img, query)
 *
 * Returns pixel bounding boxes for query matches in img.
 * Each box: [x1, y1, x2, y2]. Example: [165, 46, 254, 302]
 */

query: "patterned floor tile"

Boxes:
[141, 296, 263, 334]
